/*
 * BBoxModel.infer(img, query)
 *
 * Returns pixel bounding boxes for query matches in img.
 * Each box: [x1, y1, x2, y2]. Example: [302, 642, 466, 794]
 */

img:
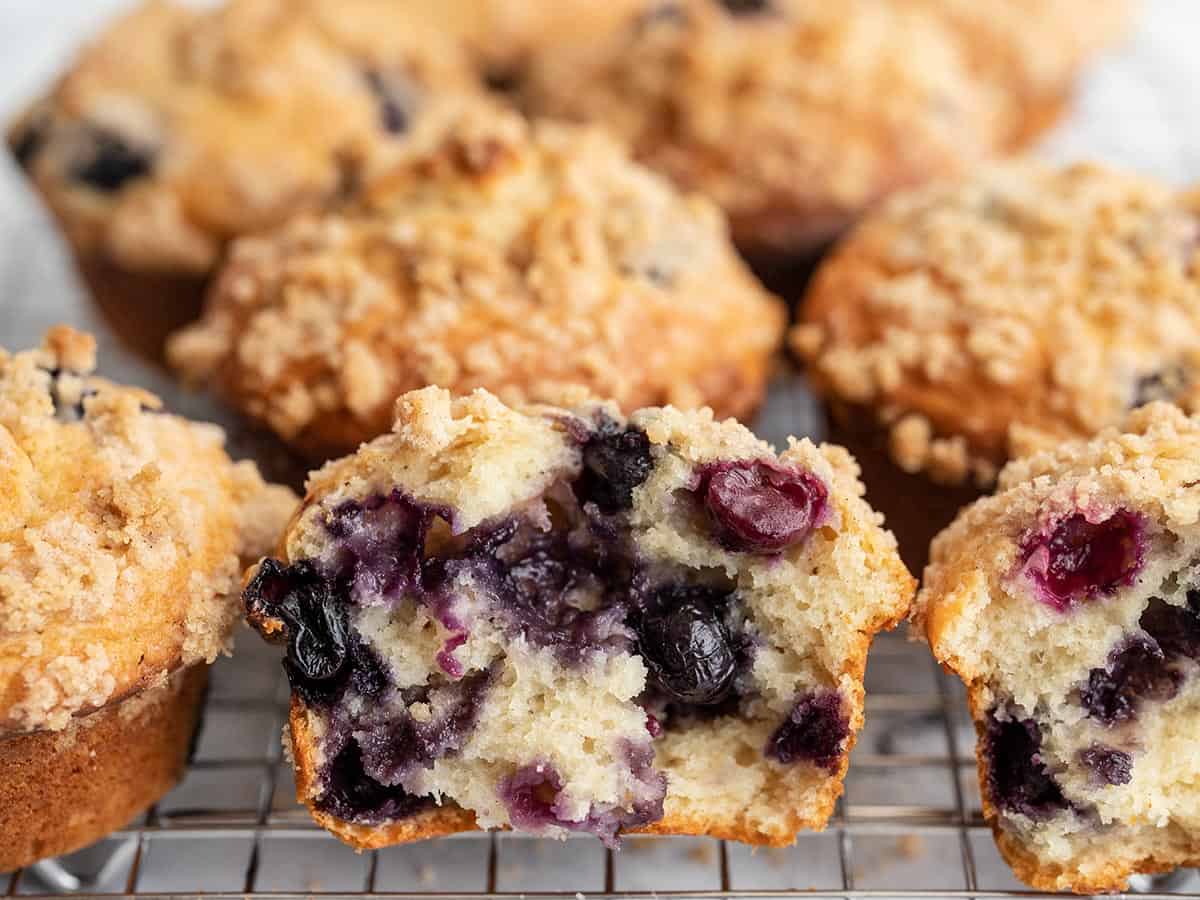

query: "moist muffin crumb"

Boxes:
[245, 386, 913, 848]
[168, 102, 785, 461]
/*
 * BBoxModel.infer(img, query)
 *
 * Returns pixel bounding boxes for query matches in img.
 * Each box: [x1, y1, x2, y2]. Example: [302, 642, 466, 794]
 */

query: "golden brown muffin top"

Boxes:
[9, 0, 476, 274]
[168, 101, 785, 460]
[794, 161, 1200, 486]
[0, 326, 295, 734]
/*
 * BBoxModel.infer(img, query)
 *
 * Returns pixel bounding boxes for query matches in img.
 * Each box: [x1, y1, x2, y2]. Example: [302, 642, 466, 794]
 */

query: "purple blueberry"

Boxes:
[984, 715, 1067, 820]
[1078, 744, 1133, 786]
[574, 421, 654, 514]
[363, 69, 412, 135]
[316, 741, 431, 825]
[1080, 633, 1182, 725]
[697, 460, 827, 554]
[71, 130, 153, 192]
[1140, 595, 1200, 662]
[636, 586, 736, 705]
[765, 691, 849, 772]
[1020, 511, 1146, 610]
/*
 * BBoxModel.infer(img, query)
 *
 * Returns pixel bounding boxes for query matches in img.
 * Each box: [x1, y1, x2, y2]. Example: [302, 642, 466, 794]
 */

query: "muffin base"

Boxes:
[77, 255, 209, 370]
[0, 665, 207, 872]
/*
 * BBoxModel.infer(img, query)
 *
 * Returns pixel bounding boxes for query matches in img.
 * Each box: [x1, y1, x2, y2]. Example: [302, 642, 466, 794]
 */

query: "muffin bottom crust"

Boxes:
[0, 666, 207, 871]
[77, 255, 209, 369]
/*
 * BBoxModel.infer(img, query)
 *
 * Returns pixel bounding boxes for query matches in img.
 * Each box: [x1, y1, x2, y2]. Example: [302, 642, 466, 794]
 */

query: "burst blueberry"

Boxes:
[765, 691, 849, 771]
[1019, 510, 1146, 610]
[984, 715, 1067, 820]
[636, 585, 736, 705]
[698, 460, 827, 553]
[1078, 744, 1133, 786]
[575, 420, 654, 513]
[1080, 632, 1181, 725]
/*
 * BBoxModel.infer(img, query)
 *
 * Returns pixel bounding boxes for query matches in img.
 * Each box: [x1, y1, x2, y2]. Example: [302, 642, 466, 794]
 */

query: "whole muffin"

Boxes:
[518, 0, 1002, 258]
[7, 0, 476, 362]
[244, 386, 914, 848]
[168, 103, 786, 462]
[792, 161, 1200, 567]
[0, 326, 295, 870]
[914, 403, 1200, 892]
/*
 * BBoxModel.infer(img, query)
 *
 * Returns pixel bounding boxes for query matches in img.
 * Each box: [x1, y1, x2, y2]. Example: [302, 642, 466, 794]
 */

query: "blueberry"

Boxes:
[354, 669, 492, 784]
[1132, 366, 1188, 408]
[1079, 633, 1181, 725]
[316, 740, 431, 825]
[363, 69, 412, 135]
[71, 130, 153, 192]
[325, 491, 443, 603]
[244, 558, 349, 701]
[984, 715, 1068, 820]
[636, 586, 736, 705]
[1140, 596, 1200, 662]
[574, 421, 654, 514]
[499, 762, 564, 831]
[765, 691, 849, 772]
[698, 460, 827, 554]
[1078, 744, 1133, 786]
[1020, 511, 1146, 610]
[719, 0, 773, 14]
[10, 122, 46, 169]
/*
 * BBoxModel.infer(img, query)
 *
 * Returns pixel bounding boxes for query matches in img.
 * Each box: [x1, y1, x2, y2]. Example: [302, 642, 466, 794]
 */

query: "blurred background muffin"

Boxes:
[519, 0, 1131, 264]
[7, 0, 478, 364]
[168, 103, 785, 460]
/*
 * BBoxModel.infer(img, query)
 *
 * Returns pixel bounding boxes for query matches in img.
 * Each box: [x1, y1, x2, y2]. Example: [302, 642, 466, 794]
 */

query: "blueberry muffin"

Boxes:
[0, 326, 295, 870]
[914, 402, 1200, 892]
[792, 161, 1200, 567]
[520, 0, 1023, 259]
[915, 0, 1131, 140]
[244, 386, 914, 847]
[168, 104, 785, 462]
[6, 0, 476, 363]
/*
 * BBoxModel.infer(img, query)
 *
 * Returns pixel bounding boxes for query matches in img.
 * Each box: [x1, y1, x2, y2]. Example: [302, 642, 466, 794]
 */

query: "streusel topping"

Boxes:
[10, 0, 476, 274]
[795, 162, 1200, 485]
[0, 327, 295, 734]
[168, 102, 784, 459]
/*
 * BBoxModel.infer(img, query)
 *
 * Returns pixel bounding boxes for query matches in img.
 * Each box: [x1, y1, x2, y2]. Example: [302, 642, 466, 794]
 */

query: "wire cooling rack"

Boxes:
[5, 627, 1198, 899]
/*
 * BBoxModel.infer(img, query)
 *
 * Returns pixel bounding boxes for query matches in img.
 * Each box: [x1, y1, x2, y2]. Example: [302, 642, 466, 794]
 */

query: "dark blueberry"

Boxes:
[574, 421, 654, 514]
[984, 715, 1068, 820]
[347, 633, 390, 697]
[636, 585, 736, 705]
[483, 523, 633, 663]
[326, 490, 444, 603]
[1078, 744, 1133, 786]
[355, 669, 492, 784]
[719, 0, 773, 14]
[316, 740, 432, 825]
[71, 130, 153, 192]
[10, 122, 46, 169]
[363, 69, 412, 135]
[1132, 365, 1189, 409]
[764, 691, 849, 772]
[1140, 596, 1200, 662]
[1019, 511, 1146, 611]
[499, 762, 565, 831]
[483, 66, 521, 95]
[697, 460, 827, 554]
[1080, 633, 1181, 725]
[244, 559, 349, 702]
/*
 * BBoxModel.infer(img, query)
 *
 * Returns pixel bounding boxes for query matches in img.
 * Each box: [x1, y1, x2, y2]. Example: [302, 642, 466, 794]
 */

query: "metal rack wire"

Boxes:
[7, 628, 1198, 899]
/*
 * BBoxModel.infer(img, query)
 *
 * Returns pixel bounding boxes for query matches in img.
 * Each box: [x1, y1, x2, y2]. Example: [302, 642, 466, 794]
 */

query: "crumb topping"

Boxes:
[168, 103, 783, 459]
[0, 327, 295, 734]
[522, 0, 1016, 251]
[796, 162, 1200, 485]
[10, 0, 477, 273]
